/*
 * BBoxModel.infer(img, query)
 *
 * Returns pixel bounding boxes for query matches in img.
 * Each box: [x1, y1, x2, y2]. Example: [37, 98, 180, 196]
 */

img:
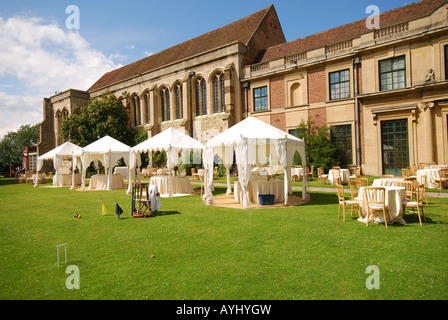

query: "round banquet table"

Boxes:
[357, 186, 406, 225]
[291, 168, 303, 180]
[54, 173, 81, 187]
[328, 169, 350, 185]
[234, 175, 284, 204]
[430, 165, 448, 169]
[89, 174, 124, 190]
[372, 177, 404, 187]
[149, 176, 193, 195]
[417, 169, 440, 189]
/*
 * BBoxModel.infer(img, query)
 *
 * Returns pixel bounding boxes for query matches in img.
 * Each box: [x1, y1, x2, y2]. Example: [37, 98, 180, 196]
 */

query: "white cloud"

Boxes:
[0, 91, 42, 137]
[0, 15, 122, 138]
[144, 51, 154, 57]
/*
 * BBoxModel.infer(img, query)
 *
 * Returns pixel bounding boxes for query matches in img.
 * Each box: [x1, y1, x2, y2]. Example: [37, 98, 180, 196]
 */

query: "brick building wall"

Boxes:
[307, 65, 326, 104]
[269, 75, 285, 109]
[269, 75, 286, 131]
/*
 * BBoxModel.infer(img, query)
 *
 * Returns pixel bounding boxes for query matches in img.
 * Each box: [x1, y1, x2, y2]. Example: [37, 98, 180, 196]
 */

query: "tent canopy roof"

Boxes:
[75, 136, 130, 155]
[38, 141, 81, 160]
[132, 127, 203, 153]
[204, 117, 304, 148]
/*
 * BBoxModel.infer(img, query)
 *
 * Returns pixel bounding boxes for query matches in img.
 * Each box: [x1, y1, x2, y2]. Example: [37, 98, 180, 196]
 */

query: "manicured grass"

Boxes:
[0, 181, 447, 300]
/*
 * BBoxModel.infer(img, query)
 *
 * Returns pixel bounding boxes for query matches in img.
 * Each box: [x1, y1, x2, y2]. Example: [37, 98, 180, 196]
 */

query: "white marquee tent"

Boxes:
[129, 127, 204, 196]
[73, 136, 131, 191]
[34, 141, 81, 188]
[203, 117, 306, 208]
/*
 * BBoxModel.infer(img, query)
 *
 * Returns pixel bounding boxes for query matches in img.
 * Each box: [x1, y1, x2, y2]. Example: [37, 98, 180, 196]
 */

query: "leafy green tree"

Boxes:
[61, 91, 135, 147]
[294, 120, 340, 171]
[0, 124, 40, 172]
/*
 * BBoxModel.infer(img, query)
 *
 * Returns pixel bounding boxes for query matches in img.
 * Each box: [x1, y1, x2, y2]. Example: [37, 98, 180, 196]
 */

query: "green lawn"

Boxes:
[0, 181, 447, 300]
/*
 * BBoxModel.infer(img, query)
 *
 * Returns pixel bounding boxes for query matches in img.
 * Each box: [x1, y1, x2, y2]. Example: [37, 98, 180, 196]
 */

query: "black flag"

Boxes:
[116, 202, 123, 219]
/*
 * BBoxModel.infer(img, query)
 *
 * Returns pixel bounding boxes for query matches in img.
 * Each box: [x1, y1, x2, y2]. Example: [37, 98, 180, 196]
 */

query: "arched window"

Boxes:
[160, 87, 170, 122]
[144, 92, 149, 124]
[195, 77, 207, 116]
[132, 95, 141, 126]
[213, 72, 225, 113]
[175, 83, 183, 119]
[56, 109, 69, 145]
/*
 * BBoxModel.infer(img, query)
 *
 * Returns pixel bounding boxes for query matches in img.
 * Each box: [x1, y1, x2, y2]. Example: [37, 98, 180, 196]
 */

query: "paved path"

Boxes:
[191, 182, 448, 198]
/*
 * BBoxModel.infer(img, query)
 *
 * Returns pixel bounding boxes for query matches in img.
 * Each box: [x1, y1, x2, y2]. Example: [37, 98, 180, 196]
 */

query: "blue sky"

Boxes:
[0, 0, 414, 138]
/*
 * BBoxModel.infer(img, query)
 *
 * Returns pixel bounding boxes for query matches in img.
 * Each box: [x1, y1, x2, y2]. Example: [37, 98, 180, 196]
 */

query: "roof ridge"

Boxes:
[258, 0, 447, 63]
[87, 6, 273, 92]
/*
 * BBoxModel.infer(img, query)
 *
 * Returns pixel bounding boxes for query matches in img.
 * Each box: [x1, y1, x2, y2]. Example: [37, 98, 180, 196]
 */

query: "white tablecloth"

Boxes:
[430, 165, 448, 169]
[291, 168, 303, 179]
[417, 169, 440, 189]
[89, 174, 124, 190]
[234, 175, 284, 204]
[113, 166, 128, 178]
[147, 185, 162, 211]
[328, 169, 350, 185]
[149, 176, 193, 195]
[357, 186, 406, 225]
[54, 173, 81, 187]
[372, 178, 404, 187]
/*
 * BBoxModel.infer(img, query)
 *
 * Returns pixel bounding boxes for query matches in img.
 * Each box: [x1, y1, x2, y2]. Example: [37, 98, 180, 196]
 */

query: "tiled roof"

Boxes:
[88, 5, 275, 92]
[258, 0, 447, 63]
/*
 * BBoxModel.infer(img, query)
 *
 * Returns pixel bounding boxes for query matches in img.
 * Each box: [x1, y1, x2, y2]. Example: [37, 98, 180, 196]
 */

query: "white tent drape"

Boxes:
[34, 142, 81, 188]
[203, 117, 306, 209]
[74, 136, 131, 191]
[129, 127, 204, 196]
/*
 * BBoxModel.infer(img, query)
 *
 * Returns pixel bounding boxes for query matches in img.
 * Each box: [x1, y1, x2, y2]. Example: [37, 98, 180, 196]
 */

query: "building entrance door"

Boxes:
[381, 119, 409, 176]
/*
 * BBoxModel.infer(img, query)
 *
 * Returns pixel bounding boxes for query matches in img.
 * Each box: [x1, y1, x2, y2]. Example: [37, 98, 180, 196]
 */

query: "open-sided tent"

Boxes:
[129, 127, 204, 196]
[34, 141, 81, 188]
[74, 136, 131, 191]
[203, 117, 306, 208]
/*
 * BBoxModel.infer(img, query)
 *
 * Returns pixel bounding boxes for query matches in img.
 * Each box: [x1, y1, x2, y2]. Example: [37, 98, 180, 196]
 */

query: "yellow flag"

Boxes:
[101, 201, 107, 216]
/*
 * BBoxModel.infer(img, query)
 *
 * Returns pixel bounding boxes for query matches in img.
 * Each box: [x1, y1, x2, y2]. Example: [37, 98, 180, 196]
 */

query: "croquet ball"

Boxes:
[74, 214, 78, 217]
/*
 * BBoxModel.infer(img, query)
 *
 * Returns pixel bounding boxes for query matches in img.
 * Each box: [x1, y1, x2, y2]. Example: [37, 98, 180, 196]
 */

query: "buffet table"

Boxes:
[357, 186, 406, 225]
[234, 175, 284, 205]
[89, 174, 124, 190]
[149, 175, 194, 195]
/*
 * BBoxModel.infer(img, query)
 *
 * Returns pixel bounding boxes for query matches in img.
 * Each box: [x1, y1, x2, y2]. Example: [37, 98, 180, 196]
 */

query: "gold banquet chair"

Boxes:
[434, 169, 448, 193]
[358, 177, 369, 187]
[332, 168, 342, 185]
[349, 181, 361, 218]
[364, 187, 389, 229]
[420, 175, 428, 205]
[317, 167, 328, 185]
[336, 185, 359, 222]
[403, 184, 426, 226]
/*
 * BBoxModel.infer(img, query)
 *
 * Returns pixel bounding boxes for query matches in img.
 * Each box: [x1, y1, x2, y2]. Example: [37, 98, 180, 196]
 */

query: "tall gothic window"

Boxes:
[144, 93, 149, 124]
[195, 77, 207, 116]
[213, 72, 225, 113]
[160, 87, 170, 122]
[175, 83, 183, 119]
[56, 108, 69, 145]
[133, 95, 141, 126]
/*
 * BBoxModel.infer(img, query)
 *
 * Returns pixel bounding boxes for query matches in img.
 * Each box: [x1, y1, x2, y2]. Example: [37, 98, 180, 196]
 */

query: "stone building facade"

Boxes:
[241, 0, 448, 176]
[39, 0, 448, 176]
